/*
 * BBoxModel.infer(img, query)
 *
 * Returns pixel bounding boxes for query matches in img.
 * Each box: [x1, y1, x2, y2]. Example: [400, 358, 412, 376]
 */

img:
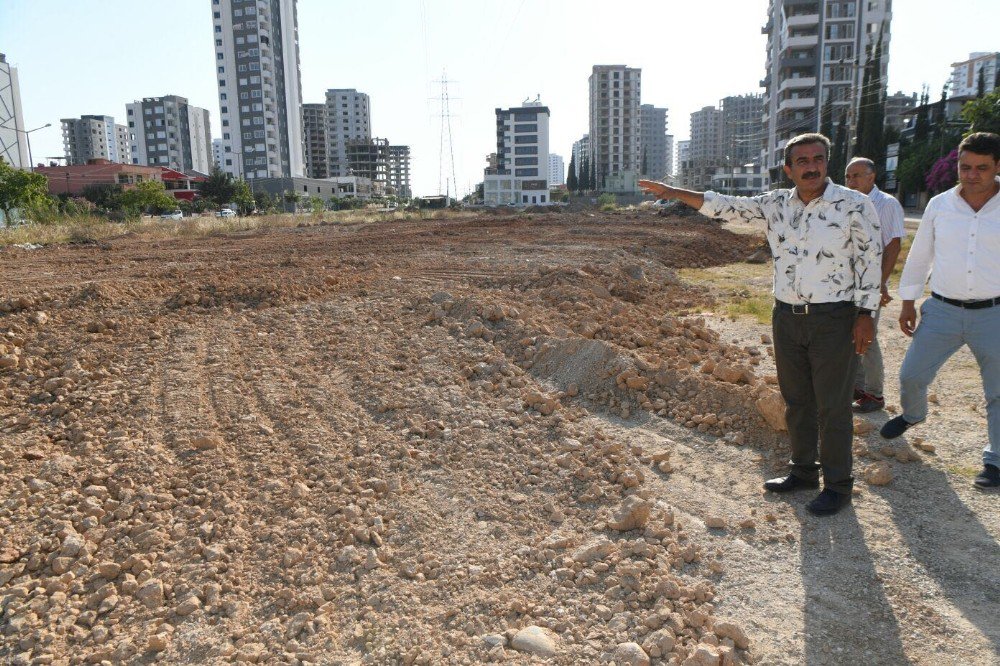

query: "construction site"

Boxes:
[0, 209, 997, 665]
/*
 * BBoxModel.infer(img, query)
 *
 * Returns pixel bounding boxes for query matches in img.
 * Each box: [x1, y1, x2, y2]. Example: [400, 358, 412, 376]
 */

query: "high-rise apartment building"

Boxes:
[548, 154, 565, 186]
[761, 0, 892, 179]
[571, 134, 590, 179]
[301, 103, 329, 179]
[387, 145, 411, 198]
[639, 104, 670, 180]
[126, 95, 212, 173]
[721, 94, 764, 167]
[589, 65, 641, 191]
[0, 53, 29, 169]
[675, 140, 690, 185]
[325, 89, 371, 177]
[483, 100, 551, 206]
[683, 106, 724, 190]
[665, 135, 674, 177]
[61, 115, 130, 165]
[212, 138, 225, 169]
[212, 0, 304, 179]
[949, 52, 999, 98]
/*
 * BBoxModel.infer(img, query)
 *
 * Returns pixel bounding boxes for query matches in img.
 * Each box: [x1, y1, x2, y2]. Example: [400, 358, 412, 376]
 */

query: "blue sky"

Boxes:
[2, 0, 997, 197]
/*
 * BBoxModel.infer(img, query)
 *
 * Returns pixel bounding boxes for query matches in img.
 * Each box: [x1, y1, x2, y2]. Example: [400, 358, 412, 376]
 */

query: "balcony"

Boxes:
[778, 97, 815, 112]
[787, 35, 819, 48]
[779, 76, 816, 93]
[786, 13, 819, 27]
[779, 54, 816, 70]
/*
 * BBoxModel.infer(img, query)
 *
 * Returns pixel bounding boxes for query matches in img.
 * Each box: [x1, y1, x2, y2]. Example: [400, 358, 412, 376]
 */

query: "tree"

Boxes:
[232, 180, 255, 215]
[829, 110, 849, 184]
[199, 166, 238, 206]
[961, 88, 1000, 135]
[566, 153, 578, 192]
[855, 27, 886, 165]
[914, 88, 931, 143]
[117, 180, 177, 216]
[820, 93, 834, 141]
[254, 190, 279, 214]
[81, 183, 123, 211]
[925, 149, 958, 193]
[896, 140, 938, 195]
[977, 66, 987, 98]
[0, 160, 55, 224]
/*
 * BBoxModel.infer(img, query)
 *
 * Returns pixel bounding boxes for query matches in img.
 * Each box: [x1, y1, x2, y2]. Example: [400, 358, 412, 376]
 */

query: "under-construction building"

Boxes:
[346, 137, 388, 192]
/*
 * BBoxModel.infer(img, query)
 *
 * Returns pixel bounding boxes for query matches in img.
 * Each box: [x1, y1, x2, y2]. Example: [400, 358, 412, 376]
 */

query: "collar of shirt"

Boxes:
[951, 176, 1000, 214]
[789, 177, 837, 206]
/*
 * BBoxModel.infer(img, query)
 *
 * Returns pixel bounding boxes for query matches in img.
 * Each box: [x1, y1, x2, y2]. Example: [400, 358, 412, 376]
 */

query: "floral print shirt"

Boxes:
[699, 179, 882, 310]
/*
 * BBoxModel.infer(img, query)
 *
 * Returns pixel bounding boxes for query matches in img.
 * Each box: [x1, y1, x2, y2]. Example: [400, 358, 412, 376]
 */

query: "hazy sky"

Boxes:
[2, 0, 997, 197]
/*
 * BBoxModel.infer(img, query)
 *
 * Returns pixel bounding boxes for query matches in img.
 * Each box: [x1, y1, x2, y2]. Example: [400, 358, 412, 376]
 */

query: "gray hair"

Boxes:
[847, 157, 876, 174]
[784, 133, 831, 166]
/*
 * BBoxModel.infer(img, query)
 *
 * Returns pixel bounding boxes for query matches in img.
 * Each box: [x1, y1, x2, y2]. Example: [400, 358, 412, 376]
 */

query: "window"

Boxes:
[220, 93, 228, 100]
[514, 135, 537, 144]
[514, 146, 538, 155]
[514, 157, 537, 166]
[515, 168, 538, 177]
[514, 123, 537, 133]
[217, 53, 224, 60]
[218, 66, 225, 74]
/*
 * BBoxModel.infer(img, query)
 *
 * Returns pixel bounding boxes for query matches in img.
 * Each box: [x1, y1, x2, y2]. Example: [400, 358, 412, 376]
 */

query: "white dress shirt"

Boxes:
[899, 178, 1000, 301]
[700, 179, 882, 310]
[868, 185, 906, 248]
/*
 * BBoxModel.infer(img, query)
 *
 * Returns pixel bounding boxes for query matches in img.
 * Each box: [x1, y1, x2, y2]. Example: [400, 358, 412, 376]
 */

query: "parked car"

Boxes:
[215, 208, 237, 218]
[160, 210, 183, 220]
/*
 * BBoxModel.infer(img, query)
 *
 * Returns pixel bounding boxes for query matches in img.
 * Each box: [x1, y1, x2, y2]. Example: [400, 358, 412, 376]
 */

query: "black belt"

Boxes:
[931, 292, 1000, 309]
[775, 300, 854, 315]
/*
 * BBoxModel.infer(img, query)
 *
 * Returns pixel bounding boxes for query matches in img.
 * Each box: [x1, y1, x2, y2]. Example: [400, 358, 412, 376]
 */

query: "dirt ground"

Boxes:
[0, 210, 996, 665]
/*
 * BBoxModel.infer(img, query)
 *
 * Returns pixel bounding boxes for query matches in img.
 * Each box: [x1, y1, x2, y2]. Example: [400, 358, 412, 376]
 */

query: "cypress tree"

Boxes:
[830, 110, 849, 184]
[977, 67, 987, 98]
[566, 154, 578, 192]
[914, 88, 930, 143]
[820, 94, 834, 141]
[856, 27, 886, 165]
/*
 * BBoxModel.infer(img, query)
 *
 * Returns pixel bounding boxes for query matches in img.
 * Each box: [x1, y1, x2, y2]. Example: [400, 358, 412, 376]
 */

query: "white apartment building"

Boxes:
[212, 138, 225, 168]
[571, 134, 590, 179]
[126, 95, 212, 173]
[949, 52, 999, 98]
[675, 140, 690, 182]
[548, 154, 565, 186]
[483, 100, 551, 206]
[212, 0, 304, 179]
[0, 53, 29, 169]
[325, 89, 371, 177]
[761, 0, 892, 179]
[589, 65, 641, 192]
[683, 106, 724, 190]
[61, 115, 130, 165]
[721, 93, 763, 167]
[639, 104, 670, 181]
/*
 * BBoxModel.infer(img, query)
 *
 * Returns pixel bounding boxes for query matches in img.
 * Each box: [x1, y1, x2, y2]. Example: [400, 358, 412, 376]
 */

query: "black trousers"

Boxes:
[772, 302, 858, 493]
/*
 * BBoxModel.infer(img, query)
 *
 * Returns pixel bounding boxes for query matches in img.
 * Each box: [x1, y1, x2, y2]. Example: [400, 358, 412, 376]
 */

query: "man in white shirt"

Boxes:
[881, 132, 1000, 489]
[845, 157, 907, 412]
[640, 133, 882, 515]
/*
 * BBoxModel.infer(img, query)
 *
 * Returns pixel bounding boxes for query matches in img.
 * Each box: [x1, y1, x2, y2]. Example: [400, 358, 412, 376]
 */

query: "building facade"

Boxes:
[325, 88, 371, 177]
[35, 161, 161, 196]
[387, 145, 411, 198]
[61, 116, 130, 165]
[483, 100, 550, 206]
[721, 93, 763, 167]
[0, 53, 29, 169]
[761, 0, 892, 179]
[301, 102, 329, 179]
[589, 65, 641, 192]
[126, 95, 212, 173]
[639, 104, 669, 180]
[683, 106, 724, 190]
[884, 90, 917, 133]
[949, 52, 999, 98]
[548, 153, 565, 186]
[571, 134, 590, 180]
[675, 140, 690, 184]
[212, 0, 304, 179]
[212, 138, 225, 168]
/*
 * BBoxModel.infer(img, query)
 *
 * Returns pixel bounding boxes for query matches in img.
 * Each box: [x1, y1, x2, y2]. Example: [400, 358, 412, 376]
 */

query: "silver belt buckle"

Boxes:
[791, 304, 809, 315]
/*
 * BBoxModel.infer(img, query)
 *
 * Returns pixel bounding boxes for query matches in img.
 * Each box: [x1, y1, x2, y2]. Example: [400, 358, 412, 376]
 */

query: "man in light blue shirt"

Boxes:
[845, 157, 906, 412]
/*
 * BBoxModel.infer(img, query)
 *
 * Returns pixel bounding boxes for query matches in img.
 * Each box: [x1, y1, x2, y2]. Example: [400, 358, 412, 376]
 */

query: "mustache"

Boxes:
[802, 171, 822, 179]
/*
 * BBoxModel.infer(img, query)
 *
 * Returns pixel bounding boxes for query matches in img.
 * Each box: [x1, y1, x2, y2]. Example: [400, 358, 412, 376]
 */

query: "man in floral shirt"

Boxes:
[640, 133, 881, 515]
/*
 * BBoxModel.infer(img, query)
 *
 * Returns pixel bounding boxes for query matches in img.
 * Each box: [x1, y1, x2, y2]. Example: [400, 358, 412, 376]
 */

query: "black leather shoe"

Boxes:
[974, 464, 1000, 489]
[880, 415, 921, 439]
[764, 475, 819, 493]
[806, 488, 852, 516]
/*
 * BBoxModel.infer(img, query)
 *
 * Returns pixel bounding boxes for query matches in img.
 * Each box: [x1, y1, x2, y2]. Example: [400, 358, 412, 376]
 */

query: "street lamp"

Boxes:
[0, 122, 51, 171]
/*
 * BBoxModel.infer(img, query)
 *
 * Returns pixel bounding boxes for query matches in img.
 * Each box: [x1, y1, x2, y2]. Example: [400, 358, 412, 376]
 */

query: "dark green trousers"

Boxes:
[772, 302, 858, 494]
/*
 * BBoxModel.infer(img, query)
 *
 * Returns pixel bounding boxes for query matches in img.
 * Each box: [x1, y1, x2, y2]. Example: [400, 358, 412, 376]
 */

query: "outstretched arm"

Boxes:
[640, 179, 769, 225]
[639, 180, 705, 210]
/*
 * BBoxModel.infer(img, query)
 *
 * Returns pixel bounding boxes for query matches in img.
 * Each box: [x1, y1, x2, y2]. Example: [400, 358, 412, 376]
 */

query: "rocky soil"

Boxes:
[0, 211, 996, 665]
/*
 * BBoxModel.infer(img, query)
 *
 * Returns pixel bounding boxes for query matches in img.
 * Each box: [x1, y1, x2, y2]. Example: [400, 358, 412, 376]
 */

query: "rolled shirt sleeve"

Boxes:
[881, 197, 906, 245]
[850, 198, 883, 310]
[898, 207, 936, 301]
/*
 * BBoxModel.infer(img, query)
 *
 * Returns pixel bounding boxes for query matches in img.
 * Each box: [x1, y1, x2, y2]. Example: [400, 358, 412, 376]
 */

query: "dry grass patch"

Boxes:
[679, 262, 774, 325]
